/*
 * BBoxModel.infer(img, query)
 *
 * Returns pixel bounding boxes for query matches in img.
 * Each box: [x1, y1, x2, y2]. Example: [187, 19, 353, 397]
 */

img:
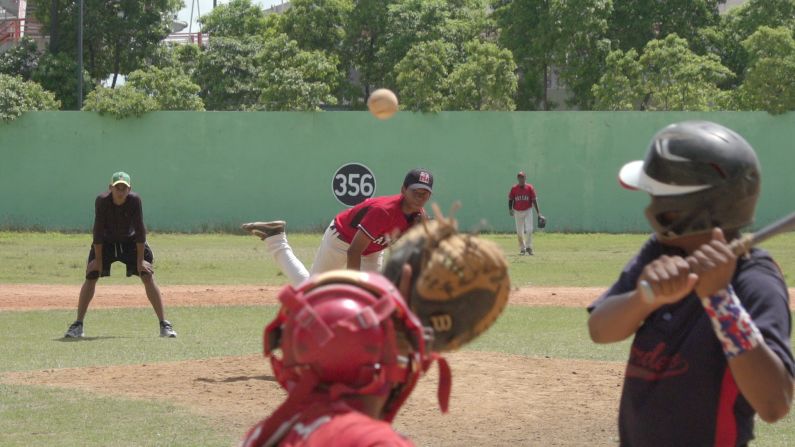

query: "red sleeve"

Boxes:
[528, 184, 537, 200]
[356, 206, 391, 241]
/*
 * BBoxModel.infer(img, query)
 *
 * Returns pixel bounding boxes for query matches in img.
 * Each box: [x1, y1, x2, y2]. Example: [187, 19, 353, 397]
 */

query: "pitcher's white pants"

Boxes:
[265, 221, 384, 287]
[514, 209, 534, 251]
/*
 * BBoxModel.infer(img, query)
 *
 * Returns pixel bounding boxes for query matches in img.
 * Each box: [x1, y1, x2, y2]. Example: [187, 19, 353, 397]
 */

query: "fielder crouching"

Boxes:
[588, 121, 793, 446]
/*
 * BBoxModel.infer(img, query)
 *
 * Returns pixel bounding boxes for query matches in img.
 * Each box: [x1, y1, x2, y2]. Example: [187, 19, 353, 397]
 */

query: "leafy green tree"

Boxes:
[31, 52, 93, 110]
[148, 43, 202, 77]
[379, 0, 450, 88]
[197, 0, 271, 38]
[591, 49, 644, 110]
[395, 40, 455, 112]
[493, 0, 611, 110]
[379, 0, 491, 88]
[736, 26, 795, 114]
[345, 0, 394, 100]
[127, 67, 204, 111]
[493, 0, 554, 109]
[446, 40, 517, 110]
[696, 0, 795, 88]
[0, 37, 40, 80]
[30, 0, 183, 86]
[551, 0, 612, 109]
[0, 74, 61, 121]
[82, 85, 159, 118]
[607, 0, 723, 52]
[192, 36, 264, 110]
[281, 0, 353, 55]
[593, 34, 733, 111]
[255, 34, 339, 111]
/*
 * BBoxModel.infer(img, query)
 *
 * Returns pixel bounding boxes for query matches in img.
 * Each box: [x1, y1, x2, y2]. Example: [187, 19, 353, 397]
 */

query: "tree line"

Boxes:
[1, 0, 793, 120]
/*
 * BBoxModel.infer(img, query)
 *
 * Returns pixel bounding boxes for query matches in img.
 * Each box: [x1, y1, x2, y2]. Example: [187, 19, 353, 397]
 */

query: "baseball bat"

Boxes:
[639, 211, 795, 303]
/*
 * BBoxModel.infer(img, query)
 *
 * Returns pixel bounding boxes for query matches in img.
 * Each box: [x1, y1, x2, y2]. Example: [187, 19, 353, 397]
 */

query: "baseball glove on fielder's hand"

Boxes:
[383, 205, 510, 352]
[537, 215, 546, 229]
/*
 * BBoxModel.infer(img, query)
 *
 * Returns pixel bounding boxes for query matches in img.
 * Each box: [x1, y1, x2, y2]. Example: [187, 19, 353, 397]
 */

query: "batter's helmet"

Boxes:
[618, 120, 761, 239]
[264, 270, 450, 422]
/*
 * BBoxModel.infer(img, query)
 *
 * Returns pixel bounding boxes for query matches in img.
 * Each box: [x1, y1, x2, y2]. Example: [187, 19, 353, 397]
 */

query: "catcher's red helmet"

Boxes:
[264, 270, 449, 422]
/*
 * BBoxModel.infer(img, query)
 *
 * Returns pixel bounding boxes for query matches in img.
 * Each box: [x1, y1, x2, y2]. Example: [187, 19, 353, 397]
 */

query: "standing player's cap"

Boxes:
[403, 168, 433, 192]
[111, 171, 131, 187]
[517, 171, 526, 177]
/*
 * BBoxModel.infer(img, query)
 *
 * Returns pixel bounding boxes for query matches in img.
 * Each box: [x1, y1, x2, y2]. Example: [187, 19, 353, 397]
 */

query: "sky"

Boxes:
[176, 0, 287, 33]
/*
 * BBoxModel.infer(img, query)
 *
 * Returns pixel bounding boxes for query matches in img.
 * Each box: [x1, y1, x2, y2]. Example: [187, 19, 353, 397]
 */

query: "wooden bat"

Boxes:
[640, 211, 795, 303]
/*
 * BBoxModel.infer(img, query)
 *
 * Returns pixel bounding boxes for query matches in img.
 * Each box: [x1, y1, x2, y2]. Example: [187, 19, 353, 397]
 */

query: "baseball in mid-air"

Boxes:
[367, 88, 399, 120]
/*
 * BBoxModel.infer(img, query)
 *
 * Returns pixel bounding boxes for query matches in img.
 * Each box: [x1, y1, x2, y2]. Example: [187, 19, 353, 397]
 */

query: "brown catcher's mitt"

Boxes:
[382, 206, 510, 352]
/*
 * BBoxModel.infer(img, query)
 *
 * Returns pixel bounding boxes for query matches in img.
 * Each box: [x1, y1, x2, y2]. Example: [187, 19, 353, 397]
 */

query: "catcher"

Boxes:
[240, 212, 509, 446]
[588, 121, 793, 446]
[239, 269, 451, 447]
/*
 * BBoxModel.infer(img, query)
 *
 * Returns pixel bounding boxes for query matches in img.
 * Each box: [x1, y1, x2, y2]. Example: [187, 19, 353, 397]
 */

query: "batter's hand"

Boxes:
[637, 255, 697, 306]
[686, 228, 737, 298]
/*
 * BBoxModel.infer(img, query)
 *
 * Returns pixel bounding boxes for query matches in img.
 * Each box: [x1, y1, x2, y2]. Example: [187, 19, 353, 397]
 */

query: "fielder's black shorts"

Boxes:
[87, 241, 154, 277]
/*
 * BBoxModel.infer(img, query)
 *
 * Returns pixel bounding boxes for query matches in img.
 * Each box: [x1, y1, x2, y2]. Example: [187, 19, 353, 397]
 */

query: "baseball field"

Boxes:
[1, 231, 793, 446]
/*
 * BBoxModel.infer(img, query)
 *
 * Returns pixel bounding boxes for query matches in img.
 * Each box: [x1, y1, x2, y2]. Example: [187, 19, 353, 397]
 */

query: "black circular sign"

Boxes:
[332, 163, 377, 206]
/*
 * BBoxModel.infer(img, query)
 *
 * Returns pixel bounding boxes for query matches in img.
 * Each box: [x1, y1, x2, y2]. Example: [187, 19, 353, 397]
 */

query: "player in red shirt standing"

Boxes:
[509, 171, 544, 255]
[242, 168, 433, 286]
[239, 269, 450, 447]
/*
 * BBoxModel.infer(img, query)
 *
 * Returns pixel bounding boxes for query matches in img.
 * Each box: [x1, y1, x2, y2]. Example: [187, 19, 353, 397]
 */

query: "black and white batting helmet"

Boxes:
[619, 120, 761, 239]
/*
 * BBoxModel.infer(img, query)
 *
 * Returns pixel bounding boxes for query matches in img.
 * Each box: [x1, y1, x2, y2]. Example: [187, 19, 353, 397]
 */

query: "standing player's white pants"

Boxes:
[513, 209, 534, 251]
[265, 221, 384, 287]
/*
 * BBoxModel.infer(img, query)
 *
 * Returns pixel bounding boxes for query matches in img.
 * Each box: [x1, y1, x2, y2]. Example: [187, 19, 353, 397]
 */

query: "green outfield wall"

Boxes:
[1, 111, 793, 233]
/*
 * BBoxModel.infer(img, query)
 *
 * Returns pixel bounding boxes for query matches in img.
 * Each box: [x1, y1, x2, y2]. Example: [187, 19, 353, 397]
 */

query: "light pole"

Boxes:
[77, 0, 84, 109]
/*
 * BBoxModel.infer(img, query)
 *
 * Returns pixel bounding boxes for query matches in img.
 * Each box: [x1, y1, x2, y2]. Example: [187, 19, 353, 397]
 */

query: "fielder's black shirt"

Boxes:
[92, 191, 146, 244]
[589, 236, 794, 447]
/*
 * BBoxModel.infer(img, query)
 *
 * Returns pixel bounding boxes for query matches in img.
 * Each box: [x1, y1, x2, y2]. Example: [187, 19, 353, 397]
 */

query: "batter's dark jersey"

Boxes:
[334, 194, 423, 256]
[92, 191, 146, 244]
[589, 236, 794, 447]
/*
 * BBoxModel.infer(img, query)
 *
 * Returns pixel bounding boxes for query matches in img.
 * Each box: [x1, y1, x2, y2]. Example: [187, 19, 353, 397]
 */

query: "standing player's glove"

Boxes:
[537, 215, 546, 229]
[382, 205, 510, 352]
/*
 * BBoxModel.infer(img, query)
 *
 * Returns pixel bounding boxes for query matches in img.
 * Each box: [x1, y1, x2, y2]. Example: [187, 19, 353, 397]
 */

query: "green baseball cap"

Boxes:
[111, 171, 131, 187]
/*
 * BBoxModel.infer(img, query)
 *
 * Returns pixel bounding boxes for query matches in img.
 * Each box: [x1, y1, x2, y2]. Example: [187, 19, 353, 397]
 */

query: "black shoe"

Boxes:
[65, 321, 84, 338]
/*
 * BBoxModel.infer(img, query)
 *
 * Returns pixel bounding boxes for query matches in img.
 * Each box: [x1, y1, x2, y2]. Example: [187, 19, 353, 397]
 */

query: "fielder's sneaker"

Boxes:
[526, 248, 535, 256]
[519, 249, 526, 256]
[241, 220, 286, 239]
[64, 321, 84, 338]
[160, 320, 177, 338]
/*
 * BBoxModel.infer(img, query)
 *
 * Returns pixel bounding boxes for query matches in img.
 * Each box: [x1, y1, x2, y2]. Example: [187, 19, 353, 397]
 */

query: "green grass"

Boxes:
[0, 307, 275, 373]
[1, 231, 794, 445]
[1, 306, 793, 444]
[0, 384, 233, 447]
[3, 231, 795, 286]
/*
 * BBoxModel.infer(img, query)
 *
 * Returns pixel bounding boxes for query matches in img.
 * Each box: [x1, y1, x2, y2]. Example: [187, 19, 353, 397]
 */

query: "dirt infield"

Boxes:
[0, 284, 605, 310]
[2, 285, 791, 445]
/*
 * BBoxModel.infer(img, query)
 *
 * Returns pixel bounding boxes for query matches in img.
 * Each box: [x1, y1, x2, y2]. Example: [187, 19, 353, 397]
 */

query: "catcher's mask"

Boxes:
[618, 120, 760, 240]
[264, 270, 450, 422]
